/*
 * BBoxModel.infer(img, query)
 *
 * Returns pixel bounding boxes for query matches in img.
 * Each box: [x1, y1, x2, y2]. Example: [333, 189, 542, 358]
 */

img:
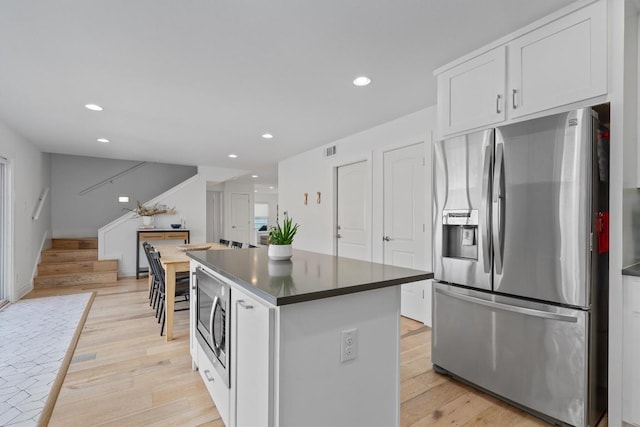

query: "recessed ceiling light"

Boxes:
[269, 186, 274, 190]
[228, 154, 238, 158]
[118, 196, 129, 203]
[85, 103, 103, 111]
[97, 138, 110, 143]
[251, 175, 258, 178]
[262, 133, 273, 139]
[353, 76, 372, 87]
[254, 190, 258, 193]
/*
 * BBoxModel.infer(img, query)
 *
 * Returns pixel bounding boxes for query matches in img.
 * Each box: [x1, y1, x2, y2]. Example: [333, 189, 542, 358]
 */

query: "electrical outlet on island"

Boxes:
[340, 328, 358, 363]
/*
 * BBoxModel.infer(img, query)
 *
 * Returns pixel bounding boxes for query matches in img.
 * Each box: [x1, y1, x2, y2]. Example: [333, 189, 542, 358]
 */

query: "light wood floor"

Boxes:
[27, 278, 607, 426]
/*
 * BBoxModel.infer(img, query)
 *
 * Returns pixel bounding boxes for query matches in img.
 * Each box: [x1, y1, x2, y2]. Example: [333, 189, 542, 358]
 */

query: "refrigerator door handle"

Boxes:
[493, 141, 505, 274]
[481, 137, 492, 273]
[435, 287, 578, 323]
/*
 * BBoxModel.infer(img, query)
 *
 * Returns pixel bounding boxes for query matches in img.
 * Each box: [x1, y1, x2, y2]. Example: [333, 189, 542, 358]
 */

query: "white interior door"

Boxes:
[206, 191, 223, 244]
[383, 143, 428, 324]
[230, 193, 250, 243]
[336, 161, 370, 261]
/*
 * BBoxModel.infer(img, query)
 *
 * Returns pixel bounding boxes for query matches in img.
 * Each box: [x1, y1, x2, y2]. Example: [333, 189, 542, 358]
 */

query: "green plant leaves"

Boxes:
[268, 217, 299, 245]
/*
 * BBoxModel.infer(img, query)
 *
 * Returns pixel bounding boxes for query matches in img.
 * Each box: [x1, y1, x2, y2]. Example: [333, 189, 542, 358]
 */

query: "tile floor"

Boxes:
[0, 293, 92, 427]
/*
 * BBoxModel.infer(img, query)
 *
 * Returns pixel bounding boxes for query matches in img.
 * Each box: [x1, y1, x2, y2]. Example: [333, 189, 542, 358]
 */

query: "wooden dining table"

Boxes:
[153, 242, 229, 341]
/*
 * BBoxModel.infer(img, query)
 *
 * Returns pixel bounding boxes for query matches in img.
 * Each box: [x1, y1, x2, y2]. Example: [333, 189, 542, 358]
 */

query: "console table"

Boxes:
[136, 229, 190, 278]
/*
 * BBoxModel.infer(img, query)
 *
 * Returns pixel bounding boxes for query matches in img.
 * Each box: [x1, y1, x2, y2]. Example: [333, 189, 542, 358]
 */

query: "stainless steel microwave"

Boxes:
[195, 267, 231, 388]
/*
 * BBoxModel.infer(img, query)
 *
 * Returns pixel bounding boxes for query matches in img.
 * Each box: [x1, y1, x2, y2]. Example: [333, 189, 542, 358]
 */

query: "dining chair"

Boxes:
[142, 242, 160, 305]
[231, 241, 243, 249]
[149, 249, 190, 336]
[143, 241, 189, 310]
[220, 239, 230, 246]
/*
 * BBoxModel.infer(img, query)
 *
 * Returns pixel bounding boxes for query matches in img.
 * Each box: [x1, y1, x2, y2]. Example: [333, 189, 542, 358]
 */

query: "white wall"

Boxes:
[0, 121, 52, 301]
[51, 154, 196, 238]
[99, 166, 248, 277]
[278, 107, 436, 325]
[278, 106, 435, 264]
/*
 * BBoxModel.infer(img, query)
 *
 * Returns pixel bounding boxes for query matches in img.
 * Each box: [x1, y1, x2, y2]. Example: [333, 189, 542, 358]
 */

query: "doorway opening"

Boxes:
[255, 203, 270, 245]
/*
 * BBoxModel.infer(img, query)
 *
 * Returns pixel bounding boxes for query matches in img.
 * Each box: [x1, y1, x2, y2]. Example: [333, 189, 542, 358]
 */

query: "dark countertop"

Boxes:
[187, 247, 433, 306]
[622, 262, 640, 277]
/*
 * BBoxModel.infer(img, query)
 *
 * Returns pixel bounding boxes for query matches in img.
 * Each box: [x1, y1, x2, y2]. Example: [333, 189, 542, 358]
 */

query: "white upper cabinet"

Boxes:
[436, 0, 607, 138]
[508, 0, 607, 119]
[437, 46, 506, 136]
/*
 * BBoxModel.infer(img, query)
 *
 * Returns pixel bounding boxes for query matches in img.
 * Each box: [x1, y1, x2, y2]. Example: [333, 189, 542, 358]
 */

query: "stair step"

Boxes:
[34, 271, 118, 288]
[41, 249, 98, 263]
[38, 259, 117, 276]
[51, 237, 98, 250]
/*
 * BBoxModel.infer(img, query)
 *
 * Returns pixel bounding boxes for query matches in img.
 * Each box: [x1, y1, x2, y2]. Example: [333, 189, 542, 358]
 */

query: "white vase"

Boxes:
[141, 216, 155, 227]
[268, 244, 293, 261]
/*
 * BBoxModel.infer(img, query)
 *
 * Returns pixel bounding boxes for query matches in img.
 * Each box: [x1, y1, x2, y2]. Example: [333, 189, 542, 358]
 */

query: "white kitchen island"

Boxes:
[187, 247, 432, 427]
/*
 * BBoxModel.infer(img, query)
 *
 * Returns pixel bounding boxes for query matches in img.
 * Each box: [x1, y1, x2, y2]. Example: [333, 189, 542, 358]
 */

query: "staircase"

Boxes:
[34, 238, 118, 288]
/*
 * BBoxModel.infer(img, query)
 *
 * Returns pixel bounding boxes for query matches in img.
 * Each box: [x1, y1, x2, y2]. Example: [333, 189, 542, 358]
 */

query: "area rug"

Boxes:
[0, 292, 95, 427]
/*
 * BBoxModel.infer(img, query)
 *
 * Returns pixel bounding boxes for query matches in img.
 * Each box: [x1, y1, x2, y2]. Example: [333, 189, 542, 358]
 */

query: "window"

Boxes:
[254, 203, 269, 231]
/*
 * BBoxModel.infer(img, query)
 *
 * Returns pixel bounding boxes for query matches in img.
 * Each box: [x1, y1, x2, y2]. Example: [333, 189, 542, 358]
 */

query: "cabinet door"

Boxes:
[189, 262, 198, 368]
[437, 46, 505, 137]
[508, 0, 606, 119]
[233, 289, 273, 426]
[623, 276, 640, 426]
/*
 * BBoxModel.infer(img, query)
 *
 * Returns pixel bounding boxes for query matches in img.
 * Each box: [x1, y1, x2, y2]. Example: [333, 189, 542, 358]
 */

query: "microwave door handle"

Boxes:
[493, 142, 505, 274]
[481, 134, 493, 273]
[209, 296, 219, 352]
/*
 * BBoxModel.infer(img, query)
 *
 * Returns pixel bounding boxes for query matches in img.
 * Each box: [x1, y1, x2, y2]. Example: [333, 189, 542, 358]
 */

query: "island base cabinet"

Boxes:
[189, 256, 413, 427]
[197, 345, 230, 426]
[189, 261, 198, 370]
[231, 288, 274, 427]
[275, 287, 401, 427]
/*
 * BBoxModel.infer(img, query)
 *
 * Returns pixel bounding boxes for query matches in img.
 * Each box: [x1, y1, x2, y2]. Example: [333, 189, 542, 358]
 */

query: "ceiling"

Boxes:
[0, 0, 575, 189]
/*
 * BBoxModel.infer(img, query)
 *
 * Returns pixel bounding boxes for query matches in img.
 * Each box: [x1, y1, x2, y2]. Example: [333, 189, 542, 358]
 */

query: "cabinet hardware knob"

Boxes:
[512, 89, 517, 109]
[496, 94, 501, 114]
[383, 236, 391, 242]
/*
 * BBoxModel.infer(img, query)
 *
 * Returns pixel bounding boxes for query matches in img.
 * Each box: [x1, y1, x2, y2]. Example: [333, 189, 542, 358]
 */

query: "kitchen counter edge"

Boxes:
[187, 250, 433, 306]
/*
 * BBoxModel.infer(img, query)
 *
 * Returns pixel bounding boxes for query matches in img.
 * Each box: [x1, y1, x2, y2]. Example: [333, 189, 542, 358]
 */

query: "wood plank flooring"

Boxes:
[27, 278, 608, 426]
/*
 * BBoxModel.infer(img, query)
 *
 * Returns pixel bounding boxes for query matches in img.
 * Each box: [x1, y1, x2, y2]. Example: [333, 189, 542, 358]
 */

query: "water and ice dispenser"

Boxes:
[441, 209, 478, 260]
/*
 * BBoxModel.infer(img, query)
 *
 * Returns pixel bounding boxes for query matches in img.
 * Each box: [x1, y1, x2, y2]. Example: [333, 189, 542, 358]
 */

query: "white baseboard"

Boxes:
[15, 280, 33, 301]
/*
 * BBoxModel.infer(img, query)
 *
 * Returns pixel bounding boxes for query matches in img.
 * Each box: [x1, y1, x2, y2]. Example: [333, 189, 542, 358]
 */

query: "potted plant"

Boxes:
[268, 217, 299, 260]
[125, 201, 175, 228]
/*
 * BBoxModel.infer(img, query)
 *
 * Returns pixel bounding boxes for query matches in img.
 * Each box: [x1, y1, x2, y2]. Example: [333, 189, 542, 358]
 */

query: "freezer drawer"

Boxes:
[432, 283, 588, 427]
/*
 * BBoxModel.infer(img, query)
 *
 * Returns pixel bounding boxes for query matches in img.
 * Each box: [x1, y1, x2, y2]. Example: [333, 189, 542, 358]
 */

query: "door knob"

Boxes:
[232, 225, 236, 229]
[383, 236, 391, 242]
[337, 234, 342, 239]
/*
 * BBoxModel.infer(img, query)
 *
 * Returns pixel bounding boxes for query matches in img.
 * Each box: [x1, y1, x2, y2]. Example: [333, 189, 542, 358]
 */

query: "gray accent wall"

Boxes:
[51, 154, 196, 238]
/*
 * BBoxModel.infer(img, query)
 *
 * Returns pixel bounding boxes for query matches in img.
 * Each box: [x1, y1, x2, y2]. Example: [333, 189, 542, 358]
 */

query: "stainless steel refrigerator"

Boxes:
[432, 108, 608, 427]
